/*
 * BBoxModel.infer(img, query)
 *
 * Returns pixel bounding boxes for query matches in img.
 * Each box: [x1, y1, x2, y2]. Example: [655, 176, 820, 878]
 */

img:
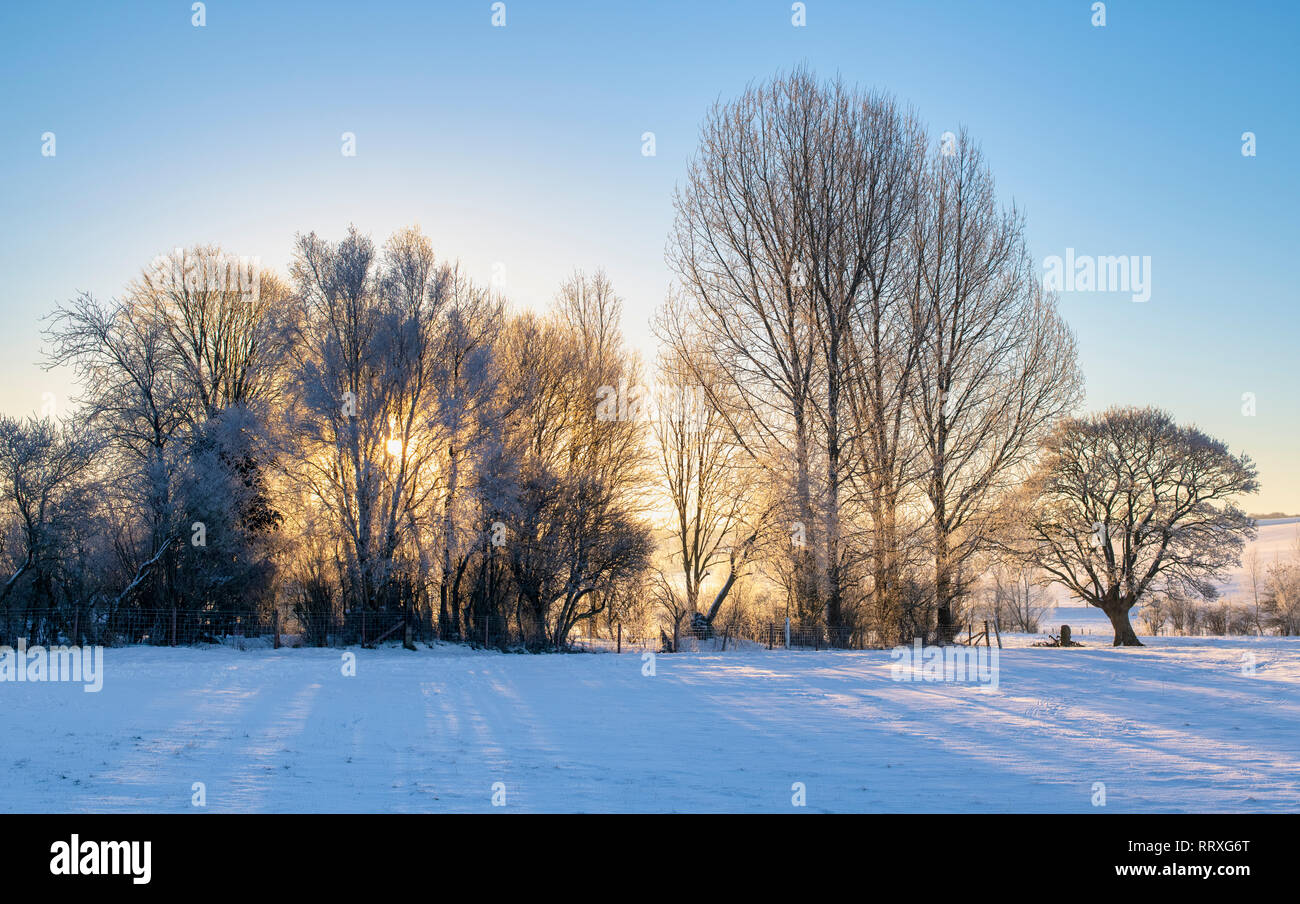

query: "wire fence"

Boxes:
[2, 605, 1006, 654]
[666, 617, 888, 651]
[0, 608, 591, 651]
[1, 606, 417, 650]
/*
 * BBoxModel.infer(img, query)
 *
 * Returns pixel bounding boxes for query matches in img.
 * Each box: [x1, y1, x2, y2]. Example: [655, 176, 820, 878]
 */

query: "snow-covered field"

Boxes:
[1221, 517, 1299, 596]
[6, 635, 1299, 813]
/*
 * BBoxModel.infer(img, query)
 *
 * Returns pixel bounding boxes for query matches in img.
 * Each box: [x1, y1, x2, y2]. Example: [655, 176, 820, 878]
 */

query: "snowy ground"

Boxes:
[5, 635, 1299, 813]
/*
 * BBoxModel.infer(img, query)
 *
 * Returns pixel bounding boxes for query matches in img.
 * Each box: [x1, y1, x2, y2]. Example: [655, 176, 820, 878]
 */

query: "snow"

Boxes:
[1218, 517, 1299, 597]
[5, 636, 1299, 813]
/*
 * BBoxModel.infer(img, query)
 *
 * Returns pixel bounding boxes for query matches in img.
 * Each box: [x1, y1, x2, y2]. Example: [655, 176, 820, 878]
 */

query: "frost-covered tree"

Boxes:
[1023, 407, 1258, 646]
[288, 227, 460, 626]
[501, 278, 653, 648]
[45, 247, 288, 633]
[1262, 531, 1300, 635]
[0, 416, 102, 642]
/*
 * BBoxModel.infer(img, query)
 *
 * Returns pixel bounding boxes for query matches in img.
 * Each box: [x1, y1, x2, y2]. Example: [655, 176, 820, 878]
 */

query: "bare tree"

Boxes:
[835, 108, 930, 644]
[981, 564, 1048, 634]
[131, 246, 292, 612]
[665, 71, 822, 626]
[1139, 595, 1166, 636]
[0, 417, 102, 619]
[1243, 545, 1266, 635]
[45, 292, 190, 614]
[288, 226, 461, 627]
[1262, 530, 1300, 635]
[44, 249, 291, 630]
[794, 78, 930, 637]
[131, 245, 292, 420]
[502, 280, 654, 648]
[651, 342, 761, 634]
[910, 131, 1083, 641]
[1023, 406, 1258, 645]
[666, 71, 1079, 648]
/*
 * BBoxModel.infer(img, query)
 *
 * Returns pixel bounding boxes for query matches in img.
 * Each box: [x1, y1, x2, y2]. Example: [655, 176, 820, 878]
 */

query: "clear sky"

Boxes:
[1, 0, 1296, 511]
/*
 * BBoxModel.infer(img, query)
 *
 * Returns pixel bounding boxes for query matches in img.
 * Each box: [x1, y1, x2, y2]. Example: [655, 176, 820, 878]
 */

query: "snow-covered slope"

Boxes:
[1043, 517, 1299, 611]
[5, 638, 1298, 813]
[1217, 517, 1299, 597]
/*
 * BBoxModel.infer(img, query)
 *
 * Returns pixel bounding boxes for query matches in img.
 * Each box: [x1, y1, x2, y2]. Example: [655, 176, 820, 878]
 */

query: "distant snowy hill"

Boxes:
[1041, 517, 1298, 611]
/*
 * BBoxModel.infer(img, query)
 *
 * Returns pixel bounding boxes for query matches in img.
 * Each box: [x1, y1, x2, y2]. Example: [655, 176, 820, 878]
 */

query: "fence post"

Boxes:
[170, 607, 177, 646]
[72, 609, 80, 647]
[617, 622, 622, 654]
[274, 608, 281, 650]
[485, 618, 490, 647]
[983, 619, 990, 648]
[784, 617, 790, 649]
[768, 624, 773, 650]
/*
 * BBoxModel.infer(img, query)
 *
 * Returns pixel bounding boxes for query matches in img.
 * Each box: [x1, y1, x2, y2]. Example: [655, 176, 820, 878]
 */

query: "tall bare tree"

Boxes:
[665, 71, 822, 625]
[910, 131, 1083, 640]
[45, 292, 189, 613]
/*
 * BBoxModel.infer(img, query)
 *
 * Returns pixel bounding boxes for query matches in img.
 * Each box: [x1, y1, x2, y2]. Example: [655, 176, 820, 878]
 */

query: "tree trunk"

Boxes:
[1102, 602, 1143, 647]
[934, 524, 957, 644]
[402, 601, 416, 651]
[441, 444, 460, 639]
[824, 347, 844, 634]
[792, 406, 820, 624]
[702, 564, 739, 626]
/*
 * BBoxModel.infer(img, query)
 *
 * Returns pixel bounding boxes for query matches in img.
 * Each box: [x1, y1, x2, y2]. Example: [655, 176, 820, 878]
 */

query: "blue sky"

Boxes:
[1, 0, 1296, 510]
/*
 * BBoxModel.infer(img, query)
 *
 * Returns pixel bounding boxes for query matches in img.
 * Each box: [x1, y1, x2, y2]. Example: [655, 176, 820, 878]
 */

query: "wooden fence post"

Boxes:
[273, 608, 281, 650]
[617, 622, 622, 654]
[170, 607, 177, 646]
